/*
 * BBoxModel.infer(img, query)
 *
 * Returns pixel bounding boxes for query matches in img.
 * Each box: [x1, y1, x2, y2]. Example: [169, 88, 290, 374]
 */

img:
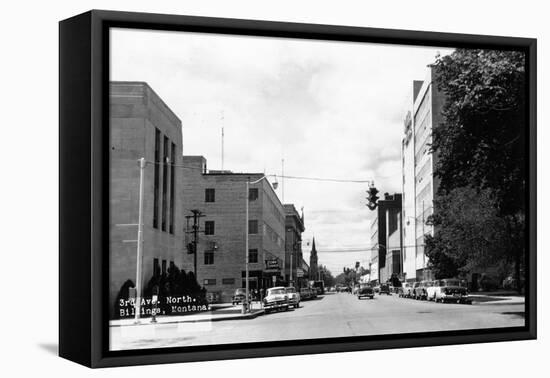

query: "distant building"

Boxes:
[401, 67, 446, 282]
[284, 205, 306, 288]
[309, 238, 318, 281]
[180, 156, 286, 303]
[109, 82, 185, 317]
[369, 193, 403, 283]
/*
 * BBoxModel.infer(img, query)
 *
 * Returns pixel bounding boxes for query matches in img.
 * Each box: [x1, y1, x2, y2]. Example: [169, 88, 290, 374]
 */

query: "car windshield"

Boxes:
[443, 280, 460, 287]
[235, 289, 246, 295]
[268, 289, 285, 295]
[286, 287, 296, 293]
[424, 282, 433, 287]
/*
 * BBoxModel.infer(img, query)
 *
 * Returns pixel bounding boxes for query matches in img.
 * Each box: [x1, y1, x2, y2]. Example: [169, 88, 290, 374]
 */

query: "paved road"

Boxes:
[110, 292, 525, 350]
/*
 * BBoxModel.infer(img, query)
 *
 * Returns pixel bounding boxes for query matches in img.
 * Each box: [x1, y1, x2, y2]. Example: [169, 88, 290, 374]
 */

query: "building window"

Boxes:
[153, 258, 160, 277]
[162, 259, 167, 274]
[203, 279, 216, 286]
[153, 129, 161, 228]
[161, 136, 169, 231]
[169, 142, 176, 234]
[222, 278, 235, 285]
[205, 188, 215, 203]
[204, 221, 215, 235]
[249, 249, 258, 263]
[248, 220, 258, 234]
[248, 188, 258, 201]
[204, 251, 214, 265]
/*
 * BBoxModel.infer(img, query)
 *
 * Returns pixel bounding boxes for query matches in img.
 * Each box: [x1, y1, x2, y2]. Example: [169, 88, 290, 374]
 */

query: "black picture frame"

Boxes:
[59, 9, 537, 368]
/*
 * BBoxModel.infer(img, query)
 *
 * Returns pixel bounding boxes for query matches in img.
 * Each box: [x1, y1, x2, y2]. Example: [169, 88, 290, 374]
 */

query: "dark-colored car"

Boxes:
[378, 283, 391, 295]
[357, 284, 375, 299]
[299, 287, 313, 300]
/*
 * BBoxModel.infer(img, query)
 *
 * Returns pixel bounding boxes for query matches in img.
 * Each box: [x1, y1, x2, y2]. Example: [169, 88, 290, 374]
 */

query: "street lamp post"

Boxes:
[134, 157, 146, 324]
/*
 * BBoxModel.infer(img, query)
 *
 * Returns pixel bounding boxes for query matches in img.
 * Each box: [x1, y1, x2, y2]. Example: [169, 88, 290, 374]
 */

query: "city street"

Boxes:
[110, 292, 525, 350]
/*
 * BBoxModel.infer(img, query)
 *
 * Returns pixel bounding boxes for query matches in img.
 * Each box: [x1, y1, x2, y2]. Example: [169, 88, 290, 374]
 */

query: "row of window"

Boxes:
[202, 220, 260, 236]
[203, 278, 237, 286]
[204, 188, 259, 203]
[153, 128, 176, 234]
[203, 248, 259, 265]
[152, 258, 175, 277]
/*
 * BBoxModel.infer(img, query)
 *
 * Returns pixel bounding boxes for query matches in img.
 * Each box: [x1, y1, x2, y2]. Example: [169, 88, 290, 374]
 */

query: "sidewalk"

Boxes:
[469, 292, 525, 305]
[110, 301, 265, 327]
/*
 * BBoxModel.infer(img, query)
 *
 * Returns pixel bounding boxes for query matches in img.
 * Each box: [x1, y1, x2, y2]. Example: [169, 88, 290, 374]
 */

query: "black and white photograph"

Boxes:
[107, 27, 528, 351]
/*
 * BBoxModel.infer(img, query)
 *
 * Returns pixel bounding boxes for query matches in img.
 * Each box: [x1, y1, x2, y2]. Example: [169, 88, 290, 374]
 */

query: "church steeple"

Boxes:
[309, 237, 318, 280]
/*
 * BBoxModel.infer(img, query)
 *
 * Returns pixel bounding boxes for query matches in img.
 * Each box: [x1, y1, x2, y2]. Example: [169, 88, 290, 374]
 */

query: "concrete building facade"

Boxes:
[109, 82, 185, 317]
[180, 156, 286, 303]
[284, 204, 306, 287]
[401, 67, 445, 282]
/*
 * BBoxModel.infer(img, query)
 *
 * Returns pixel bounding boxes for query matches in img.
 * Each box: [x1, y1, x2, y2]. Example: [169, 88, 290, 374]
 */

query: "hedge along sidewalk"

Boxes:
[109, 301, 265, 327]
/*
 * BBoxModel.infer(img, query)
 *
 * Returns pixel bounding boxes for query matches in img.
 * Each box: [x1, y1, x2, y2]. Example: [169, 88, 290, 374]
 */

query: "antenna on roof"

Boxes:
[221, 111, 225, 170]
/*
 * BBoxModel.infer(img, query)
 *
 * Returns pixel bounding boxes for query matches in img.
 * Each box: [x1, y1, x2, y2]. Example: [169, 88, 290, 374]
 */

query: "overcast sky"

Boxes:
[111, 28, 453, 275]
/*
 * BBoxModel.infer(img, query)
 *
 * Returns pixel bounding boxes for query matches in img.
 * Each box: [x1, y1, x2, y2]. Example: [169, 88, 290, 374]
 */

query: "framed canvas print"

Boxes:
[59, 10, 537, 368]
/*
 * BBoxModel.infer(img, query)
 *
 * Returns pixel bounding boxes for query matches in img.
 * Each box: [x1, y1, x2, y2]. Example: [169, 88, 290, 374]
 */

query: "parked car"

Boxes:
[299, 287, 312, 300]
[231, 288, 250, 305]
[310, 287, 318, 299]
[357, 284, 375, 299]
[427, 279, 469, 303]
[263, 286, 289, 313]
[285, 287, 301, 308]
[373, 285, 380, 294]
[399, 282, 414, 298]
[412, 280, 433, 300]
[378, 283, 391, 295]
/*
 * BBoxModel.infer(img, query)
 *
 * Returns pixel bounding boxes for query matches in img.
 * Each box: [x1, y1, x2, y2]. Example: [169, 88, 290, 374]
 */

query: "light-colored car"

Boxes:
[299, 287, 312, 300]
[413, 280, 433, 300]
[427, 279, 469, 303]
[285, 287, 301, 308]
[263, 286, 289, 313]
[399, 282, 414, 298]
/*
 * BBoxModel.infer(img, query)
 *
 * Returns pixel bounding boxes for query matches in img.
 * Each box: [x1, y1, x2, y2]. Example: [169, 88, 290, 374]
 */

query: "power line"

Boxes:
[121, 158, 375, 183]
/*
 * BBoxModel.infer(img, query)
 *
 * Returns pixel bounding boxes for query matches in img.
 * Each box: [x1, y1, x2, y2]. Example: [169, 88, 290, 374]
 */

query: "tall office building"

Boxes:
[401, 67, 446, 282]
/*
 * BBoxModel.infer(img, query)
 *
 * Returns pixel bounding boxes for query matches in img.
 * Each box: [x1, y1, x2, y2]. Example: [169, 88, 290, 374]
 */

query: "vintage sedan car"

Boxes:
[285, 286, 301, 308]
[399, 282, 414, 298]
[299, 287, 312, 300]
[427, 279, 469, 303]
[357, 284, 375, 299]
[378, 283, 391, 295]
[263, 286, 290, 313]
[231, 288, 250, 305]
[412, 280, 433, 300]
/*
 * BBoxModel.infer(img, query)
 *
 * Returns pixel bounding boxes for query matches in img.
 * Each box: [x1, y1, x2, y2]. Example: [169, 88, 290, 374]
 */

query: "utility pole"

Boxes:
[186, 209, 205, 278]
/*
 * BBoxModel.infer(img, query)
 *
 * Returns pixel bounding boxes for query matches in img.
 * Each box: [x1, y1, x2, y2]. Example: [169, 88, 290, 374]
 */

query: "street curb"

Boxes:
[109, 309, 265, 327]
[471, 301, 525, 306]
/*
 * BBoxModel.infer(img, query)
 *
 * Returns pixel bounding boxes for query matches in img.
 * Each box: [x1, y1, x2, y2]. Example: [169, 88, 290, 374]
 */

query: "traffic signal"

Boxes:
[366, 185, 379, 210]
[355, 261, 360, 270]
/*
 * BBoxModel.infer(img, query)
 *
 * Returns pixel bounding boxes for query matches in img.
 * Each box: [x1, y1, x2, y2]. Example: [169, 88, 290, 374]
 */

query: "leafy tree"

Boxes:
[425, 187, 512, 280]
[430, 49, 526, 290]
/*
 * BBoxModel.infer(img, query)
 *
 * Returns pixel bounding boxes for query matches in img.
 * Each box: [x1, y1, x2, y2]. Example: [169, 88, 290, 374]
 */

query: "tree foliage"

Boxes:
[427, 49, 526, 289]
[425, 186, 511, 279]
[432, 49, 526, 216]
